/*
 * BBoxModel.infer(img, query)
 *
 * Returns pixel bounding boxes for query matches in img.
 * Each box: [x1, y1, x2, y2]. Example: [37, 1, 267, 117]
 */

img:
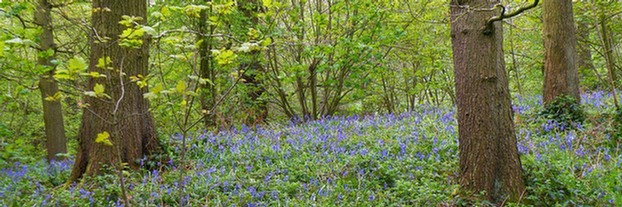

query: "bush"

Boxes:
[539, 95, 585, 130]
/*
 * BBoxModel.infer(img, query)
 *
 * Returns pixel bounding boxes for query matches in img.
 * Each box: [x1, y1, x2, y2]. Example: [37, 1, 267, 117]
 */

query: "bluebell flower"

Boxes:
[575, 146, 585, 157]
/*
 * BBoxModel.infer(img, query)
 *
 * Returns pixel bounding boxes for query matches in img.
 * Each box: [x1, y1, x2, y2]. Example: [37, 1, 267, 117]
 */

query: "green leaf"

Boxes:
[142, 26, 158, 36]
[53, 72, 73, 80]
[152, 84, 164, 94]
[95, 131, 113, 146]
[215, 49, 237, 65]
[44, 92, 63, 102]
[67, 56, 88, 73]
[94, 83, 105, 97]
[176, 80, 186, 94]
[96, 57, 112, 69]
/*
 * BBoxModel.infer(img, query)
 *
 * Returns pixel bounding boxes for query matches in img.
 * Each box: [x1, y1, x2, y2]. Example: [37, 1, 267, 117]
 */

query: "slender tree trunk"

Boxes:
[35, 0, 67, 162]
[71, 0, 161, 180]
[576, 21, 596, 76]
[508, 17, 524, 96]
[542, 0, 580, 104]
[199, 0, 217, 128]
[597, 15, 619, 106]
[450, 0, 525, 202]
[238, 0, 268, 125]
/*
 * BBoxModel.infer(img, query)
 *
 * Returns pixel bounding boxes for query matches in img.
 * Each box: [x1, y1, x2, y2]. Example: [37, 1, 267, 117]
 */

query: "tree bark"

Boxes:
[35, 0, 67, 162]
[450, 0, 525, 202]
[542, 0, 580, 104]
[71, 0, 161, 180]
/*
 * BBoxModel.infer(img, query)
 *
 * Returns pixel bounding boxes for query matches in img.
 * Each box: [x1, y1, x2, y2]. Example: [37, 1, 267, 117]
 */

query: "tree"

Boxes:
[237, 0, 267, 125]
[35, 0, 67, 161]
[71, 0, 161, 180]
[542, 0, 580, 104]
[198, 0, 217, 128]
[449, 0, 537, 202]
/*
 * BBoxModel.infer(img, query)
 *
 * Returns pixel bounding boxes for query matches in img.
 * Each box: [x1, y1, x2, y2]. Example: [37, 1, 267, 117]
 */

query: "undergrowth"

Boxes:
[1, 91, 621, 206]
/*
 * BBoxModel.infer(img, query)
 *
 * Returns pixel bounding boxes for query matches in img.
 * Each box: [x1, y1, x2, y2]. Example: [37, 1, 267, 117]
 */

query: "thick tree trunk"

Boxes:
[450, 0, 525, 202]
[542, 0, 580, 104]
[71, 0, 161, 180]
[35, 0, 67, 162]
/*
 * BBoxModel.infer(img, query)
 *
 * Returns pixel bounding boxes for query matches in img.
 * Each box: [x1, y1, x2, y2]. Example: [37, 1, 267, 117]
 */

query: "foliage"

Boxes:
[607, 107, 622, 149]
[1, 92, 621, 206]
[538, 95, 585, 130]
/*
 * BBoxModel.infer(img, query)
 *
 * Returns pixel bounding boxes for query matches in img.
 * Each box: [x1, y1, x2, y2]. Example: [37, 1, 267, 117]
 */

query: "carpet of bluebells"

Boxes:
[1, 91, 622, 206]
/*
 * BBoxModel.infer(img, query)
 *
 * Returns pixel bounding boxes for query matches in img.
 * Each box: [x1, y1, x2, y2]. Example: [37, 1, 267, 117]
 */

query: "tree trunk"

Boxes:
[35, 0, 68, 162]
[542, 0, 580, 104]
[199, 0, 217, 128]
[576, 21, 595, 75]
[597, 15, 619, 106]
[238, 0, 268, 125]
[71, 0, 161, 180]
[450, 0, 525, 202]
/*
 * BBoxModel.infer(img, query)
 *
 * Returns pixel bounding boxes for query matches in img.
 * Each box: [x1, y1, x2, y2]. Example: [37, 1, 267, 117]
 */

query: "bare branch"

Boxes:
[483, 0, 539, 35]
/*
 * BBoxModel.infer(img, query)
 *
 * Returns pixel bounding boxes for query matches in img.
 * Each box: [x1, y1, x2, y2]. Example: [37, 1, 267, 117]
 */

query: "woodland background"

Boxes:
[1, 0, 622, 206]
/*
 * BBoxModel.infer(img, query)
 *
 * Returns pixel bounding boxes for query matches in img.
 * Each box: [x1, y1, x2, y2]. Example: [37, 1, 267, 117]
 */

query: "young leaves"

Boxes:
[84, 83, 111, 99]
[54, 56, 88, 80]
[95, 131, 113, 146]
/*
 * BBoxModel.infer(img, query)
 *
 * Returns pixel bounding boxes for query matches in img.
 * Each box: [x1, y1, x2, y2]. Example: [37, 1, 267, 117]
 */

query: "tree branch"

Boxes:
[483, 0, 539, 35]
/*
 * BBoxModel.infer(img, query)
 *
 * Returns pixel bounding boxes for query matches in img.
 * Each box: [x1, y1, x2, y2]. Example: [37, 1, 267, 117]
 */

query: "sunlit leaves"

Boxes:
[54, 56, 87, 80]
[119, 15, 143, 27]
[119, 16, 146, 48]
[176, 80, 187, 94]
[184, 5, 208, 18]
[130, 74, 148, 89]
[0, 41, 4, 57]
[215, 2, 235, 15]
[213, 49, 237, 65]
[96, 57, 113, 69]
[95, 131, 113, 146]
[84, 83, 110, 99]
[143, 84, 164, 99]
[80, 71, 107, 79]
[44, 92, 63, 102]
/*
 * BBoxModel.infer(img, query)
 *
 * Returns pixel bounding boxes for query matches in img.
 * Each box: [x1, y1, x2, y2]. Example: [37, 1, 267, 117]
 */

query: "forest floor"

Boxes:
[1, 91, 621, 206]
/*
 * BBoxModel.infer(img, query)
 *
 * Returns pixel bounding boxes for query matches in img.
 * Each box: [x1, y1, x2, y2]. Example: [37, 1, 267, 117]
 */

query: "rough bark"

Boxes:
[71, 0, 161, 180]
[542, 0, 580, 104]
[450, 0, 525, 202]
[35, 0, 67, 162]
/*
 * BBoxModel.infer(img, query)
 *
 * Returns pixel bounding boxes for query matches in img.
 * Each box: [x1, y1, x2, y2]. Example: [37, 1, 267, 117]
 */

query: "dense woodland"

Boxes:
[1, 0, 622, 206]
